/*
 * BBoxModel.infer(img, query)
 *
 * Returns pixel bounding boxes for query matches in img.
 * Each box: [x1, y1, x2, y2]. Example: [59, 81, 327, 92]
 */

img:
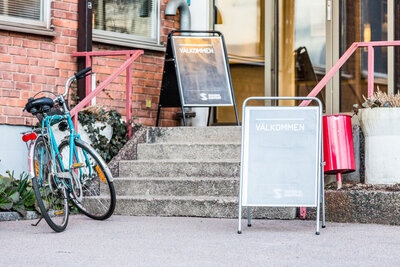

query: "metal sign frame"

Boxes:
[156, 30, 239, 126]
[238, 96, 326, 235]
[172, 36, 234, 107]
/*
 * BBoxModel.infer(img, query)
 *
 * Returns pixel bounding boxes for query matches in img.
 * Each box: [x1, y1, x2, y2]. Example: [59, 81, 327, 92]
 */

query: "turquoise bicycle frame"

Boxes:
[35, 111, 92, 188]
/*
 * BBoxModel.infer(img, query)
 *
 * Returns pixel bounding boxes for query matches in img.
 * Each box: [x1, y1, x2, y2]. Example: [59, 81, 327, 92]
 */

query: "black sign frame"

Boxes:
[156, 30, 239, 126]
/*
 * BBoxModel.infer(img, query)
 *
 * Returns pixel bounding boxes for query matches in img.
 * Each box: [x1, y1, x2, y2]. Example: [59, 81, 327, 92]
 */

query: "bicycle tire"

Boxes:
[58, 138, 116, 220]
[31, 136, 69, 232]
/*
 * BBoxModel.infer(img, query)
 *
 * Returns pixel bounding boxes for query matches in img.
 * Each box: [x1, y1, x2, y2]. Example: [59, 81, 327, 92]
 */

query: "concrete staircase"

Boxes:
[110, 126, 296, 219]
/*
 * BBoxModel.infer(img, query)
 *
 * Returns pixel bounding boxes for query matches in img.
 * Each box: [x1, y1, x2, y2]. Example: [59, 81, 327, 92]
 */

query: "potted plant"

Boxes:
[357, 90, 400, 184]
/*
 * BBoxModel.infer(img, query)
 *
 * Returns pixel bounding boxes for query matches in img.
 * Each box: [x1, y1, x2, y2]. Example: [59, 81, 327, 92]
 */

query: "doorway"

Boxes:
[276, 0, 327, 110]
[213, 0, 265, 124]
[338, 0, 389, 112]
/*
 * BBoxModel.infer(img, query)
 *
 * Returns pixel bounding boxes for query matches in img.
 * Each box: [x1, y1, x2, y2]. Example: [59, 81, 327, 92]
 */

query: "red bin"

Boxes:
[323, 114, 355, 189]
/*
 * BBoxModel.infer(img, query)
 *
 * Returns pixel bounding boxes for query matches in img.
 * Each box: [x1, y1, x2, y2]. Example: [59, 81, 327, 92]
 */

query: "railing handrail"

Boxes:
[300, 41, 400, 107]
[73, 50, 142, 56]
[71, 50, 144, 138]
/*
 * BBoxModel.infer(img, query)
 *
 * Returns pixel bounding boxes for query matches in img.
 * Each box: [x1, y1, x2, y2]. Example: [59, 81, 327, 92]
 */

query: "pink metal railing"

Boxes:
[300, 41, 400, 107]
[71, 50, 144, 138]
[299, 41, 400, 220]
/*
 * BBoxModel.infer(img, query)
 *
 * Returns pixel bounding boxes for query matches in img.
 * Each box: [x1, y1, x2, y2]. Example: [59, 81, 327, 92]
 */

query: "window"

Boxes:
[0, 0, 53, 36]
[93, 0, 162, 50]
[340, 0, 388, 112]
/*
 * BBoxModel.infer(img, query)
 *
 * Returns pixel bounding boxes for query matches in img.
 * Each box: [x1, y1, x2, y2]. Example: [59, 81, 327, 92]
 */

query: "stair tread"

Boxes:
[116, 195, 239, 201]
[152, 126, 240, 130]
[139, 142, 241, 145]
[119, 159, 240, 163]
[114, 176, 239, 181]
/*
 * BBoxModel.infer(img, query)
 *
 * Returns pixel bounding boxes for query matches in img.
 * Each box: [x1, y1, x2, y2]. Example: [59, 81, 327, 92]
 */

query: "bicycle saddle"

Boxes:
[24, 97, 54, 115]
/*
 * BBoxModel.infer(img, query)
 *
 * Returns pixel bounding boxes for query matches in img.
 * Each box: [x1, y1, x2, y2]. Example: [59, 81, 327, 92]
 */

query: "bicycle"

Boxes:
[22, 67, 116, 232]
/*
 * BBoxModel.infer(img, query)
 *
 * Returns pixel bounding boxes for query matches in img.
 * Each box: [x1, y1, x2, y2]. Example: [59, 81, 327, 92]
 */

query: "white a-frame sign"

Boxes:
[238, 97, 326, 235]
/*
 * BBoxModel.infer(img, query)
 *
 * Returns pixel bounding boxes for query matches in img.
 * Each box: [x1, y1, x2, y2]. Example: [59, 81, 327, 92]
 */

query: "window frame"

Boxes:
[0, 0, 55, 36]
[92, 0, 164, 51]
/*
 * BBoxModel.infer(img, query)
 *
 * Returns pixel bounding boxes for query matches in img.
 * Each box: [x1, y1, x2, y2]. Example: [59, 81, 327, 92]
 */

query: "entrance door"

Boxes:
[277, 0, 327, 110]
[214, 0, 265, 124]
[338, 0, 388, 112]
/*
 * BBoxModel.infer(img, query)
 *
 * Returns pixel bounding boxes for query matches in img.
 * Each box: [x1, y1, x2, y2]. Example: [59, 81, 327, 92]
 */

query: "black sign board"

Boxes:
[157, 31, 239, 126]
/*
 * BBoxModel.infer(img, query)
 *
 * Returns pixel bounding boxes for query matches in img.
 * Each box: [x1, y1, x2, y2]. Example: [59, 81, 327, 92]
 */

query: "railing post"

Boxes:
[368, 45, 375, 98]
[85, 55, 92, 107]
[73, 115, 78, 133]
[126, 54, 133, 138]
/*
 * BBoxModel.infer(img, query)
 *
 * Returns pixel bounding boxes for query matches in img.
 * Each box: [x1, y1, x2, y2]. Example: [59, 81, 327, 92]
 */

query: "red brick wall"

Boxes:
[0, 0, 180, 127]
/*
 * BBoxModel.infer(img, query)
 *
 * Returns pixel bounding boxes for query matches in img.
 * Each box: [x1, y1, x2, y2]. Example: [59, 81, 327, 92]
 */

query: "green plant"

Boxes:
[0, 171, 36, 216]
[78, 106, 141, 163]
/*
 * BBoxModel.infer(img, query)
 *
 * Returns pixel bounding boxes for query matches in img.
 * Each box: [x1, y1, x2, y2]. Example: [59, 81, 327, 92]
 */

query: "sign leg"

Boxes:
[316, 171, 321, 235]
[181, 106, 187, 126]
[316, 200, 321, 235]
[156, 105, 161, 127]
[247, 207, 252, 227]
[233, 105, 240, 126]
[321, 172, 326, 228]
[207, 107, 212, 126]
[238, 204, 242, 234]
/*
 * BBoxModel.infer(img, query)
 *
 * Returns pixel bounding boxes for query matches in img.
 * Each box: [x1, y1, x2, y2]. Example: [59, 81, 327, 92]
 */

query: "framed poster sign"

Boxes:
[158, 31, 239, 126]
[172, 36, 233, 106]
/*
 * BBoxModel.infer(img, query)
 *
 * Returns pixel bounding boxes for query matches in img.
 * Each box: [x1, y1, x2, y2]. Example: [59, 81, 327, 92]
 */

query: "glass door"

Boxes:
[214, 0, 265, 124]
[339, 0, 388, 112]
[277, 0, 327, 110]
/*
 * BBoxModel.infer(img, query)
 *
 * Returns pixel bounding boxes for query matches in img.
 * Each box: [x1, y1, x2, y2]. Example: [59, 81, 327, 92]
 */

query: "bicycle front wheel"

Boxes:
[31, 136, 69, 232]
[58, 138, 116, 220]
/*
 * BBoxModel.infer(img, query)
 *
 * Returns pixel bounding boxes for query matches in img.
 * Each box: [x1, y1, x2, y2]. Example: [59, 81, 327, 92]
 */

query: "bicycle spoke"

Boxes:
[32, 136, 69, 232]
[58, 139, 115, 220]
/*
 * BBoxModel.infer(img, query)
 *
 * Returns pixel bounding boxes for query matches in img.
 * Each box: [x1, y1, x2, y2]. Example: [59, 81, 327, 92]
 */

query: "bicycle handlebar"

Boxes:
[61, 67, 93, 99]
[74, 66, 92, 79]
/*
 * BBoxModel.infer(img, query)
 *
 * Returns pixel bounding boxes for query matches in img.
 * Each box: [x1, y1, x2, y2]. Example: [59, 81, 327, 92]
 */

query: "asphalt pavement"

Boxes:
[1, 215, 400, 266]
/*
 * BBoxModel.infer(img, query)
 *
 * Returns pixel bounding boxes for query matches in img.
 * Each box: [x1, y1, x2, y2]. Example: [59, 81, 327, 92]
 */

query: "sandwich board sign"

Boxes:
[157, 30, 239, 126]
[238, 97, 325, 235]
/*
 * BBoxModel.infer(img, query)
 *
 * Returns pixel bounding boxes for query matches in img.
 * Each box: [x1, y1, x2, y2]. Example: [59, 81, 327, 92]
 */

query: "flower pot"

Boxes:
[359, 108, 400, 184]
[78, 121, 113, 145]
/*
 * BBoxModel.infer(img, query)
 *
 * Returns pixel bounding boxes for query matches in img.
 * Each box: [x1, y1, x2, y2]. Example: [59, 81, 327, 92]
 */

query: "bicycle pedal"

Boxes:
[71, 163, 84, 169]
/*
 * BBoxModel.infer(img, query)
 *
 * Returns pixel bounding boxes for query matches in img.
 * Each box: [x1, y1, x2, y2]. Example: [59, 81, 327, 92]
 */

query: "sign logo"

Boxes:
[200, 93, 208, 101]
[199, 93, 222, 101]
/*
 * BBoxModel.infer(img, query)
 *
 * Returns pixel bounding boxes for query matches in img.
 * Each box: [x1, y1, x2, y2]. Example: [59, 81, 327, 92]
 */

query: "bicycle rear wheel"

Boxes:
[58, 138, 116, 220]
[31, 136, 69, 232]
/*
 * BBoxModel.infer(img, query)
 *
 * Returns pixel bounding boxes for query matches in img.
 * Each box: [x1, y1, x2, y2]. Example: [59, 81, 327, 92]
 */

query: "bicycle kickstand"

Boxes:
[31, 216, 44, 227]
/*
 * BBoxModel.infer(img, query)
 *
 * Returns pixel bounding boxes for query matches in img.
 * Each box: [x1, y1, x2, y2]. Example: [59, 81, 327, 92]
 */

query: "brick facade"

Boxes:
[0, 0, 180, 127]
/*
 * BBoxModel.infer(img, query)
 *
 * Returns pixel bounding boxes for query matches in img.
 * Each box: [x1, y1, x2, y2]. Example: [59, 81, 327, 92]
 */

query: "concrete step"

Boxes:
[112, 195, 296, 219]
[147, 126, 241, 144]
[119, 160, 240, 178]
[137, 143, 241, 160]
[113, 177, 239, 197]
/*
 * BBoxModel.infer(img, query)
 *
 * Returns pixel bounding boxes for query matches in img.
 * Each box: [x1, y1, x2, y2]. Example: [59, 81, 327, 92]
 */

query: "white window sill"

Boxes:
[93, 31, 165, 52]
[0, 21, 56, 37]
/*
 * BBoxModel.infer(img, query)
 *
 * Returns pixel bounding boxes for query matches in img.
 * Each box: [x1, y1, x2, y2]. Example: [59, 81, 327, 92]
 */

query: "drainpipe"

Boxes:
[165, 0, 191, 31]
[165, 0, 193, 125]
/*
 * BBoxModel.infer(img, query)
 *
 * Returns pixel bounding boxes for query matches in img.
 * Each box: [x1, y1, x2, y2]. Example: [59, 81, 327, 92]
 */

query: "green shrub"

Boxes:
[78, 106, 141, 163]
[0, 171, 36, 216]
